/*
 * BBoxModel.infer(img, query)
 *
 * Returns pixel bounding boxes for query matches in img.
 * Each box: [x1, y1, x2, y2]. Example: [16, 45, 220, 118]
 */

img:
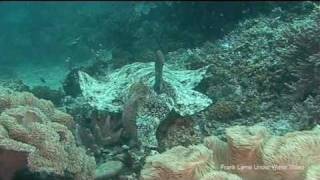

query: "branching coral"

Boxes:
[0, 88, 95, 180]
[170, 4, 319, 116]
[276, 8, 319, 97]
[292, 95, 320, 129]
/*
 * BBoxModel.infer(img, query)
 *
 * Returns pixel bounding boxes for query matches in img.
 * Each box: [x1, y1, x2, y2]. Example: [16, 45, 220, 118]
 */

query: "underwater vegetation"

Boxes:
[0, 1, 319, 180]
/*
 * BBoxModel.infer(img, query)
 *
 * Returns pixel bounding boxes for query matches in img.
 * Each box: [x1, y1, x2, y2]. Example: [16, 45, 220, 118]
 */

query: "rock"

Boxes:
[95, 161, 124, 180]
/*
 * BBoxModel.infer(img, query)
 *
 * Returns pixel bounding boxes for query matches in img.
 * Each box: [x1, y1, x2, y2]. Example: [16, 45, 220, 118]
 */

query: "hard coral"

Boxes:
[293, 95, 320, 129]
[0, 88, 95, 180]
[276, 8, 320, 101]
[206, 101, 239, 122]
[158, 116, 202, 151]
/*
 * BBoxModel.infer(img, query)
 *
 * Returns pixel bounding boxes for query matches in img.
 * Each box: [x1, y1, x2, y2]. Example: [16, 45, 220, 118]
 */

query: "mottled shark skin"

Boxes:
[78, 62, 212, 147]
[78, 62, 212, 116]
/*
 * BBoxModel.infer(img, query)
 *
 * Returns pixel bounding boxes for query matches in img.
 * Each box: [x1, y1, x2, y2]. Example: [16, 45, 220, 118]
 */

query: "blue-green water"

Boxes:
[0, 2, 319, 180]
[0, 2, 306, 89]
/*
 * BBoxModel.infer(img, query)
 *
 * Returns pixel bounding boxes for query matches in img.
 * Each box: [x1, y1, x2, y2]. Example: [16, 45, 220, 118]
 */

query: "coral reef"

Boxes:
[276, 9, 320, 101]
[140, 142, 245, 180]
[292, 95, 320, 129]
[141, 125, 320, 180]
[226, 125, 320, 180]
[0, 2, 319, 180]
[161, 4, 320, 142]
[59, 4, 319, 179]
[140, 144, 217, 180]
[30, 85, 65, 106]
[0, 88, 95, 180]
[157, 115, 202, 151]
[206, 101, 240, 122]
[0, 79, 30, 92]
